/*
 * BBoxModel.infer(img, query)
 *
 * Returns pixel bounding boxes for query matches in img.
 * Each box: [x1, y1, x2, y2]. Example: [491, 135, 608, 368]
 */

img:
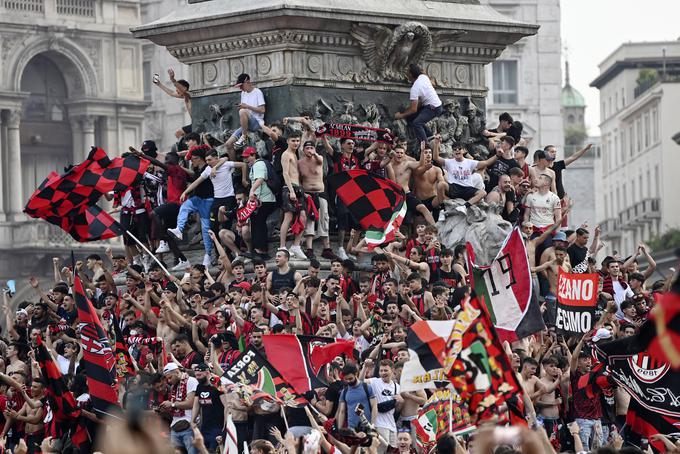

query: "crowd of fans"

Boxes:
[0, 65, 673, 454]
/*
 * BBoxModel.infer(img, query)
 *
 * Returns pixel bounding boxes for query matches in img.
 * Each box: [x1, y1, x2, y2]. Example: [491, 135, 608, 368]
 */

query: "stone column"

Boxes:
[0, 113, 5, 221]
[81, 116, 96, 156]
[71, 119, 83, 164]
[6, 109, 23, 220]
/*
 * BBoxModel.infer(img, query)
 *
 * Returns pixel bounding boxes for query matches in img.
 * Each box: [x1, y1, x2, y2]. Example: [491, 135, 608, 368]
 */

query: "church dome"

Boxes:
[562, 84, 586, 108]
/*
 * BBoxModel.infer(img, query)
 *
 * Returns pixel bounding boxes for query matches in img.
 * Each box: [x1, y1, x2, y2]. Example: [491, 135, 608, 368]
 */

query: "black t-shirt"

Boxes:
[439, 268, 463, 288]
[485, 157, 520, 192]
[552, 160, 567, 199]
[567, 244, 588, 272]
[196, 382, 225, 429]
[270, 137, 287, 174]
[502, 189, 519, 224]
[191, 164, 214, 199]
[324, 380, 344, 417]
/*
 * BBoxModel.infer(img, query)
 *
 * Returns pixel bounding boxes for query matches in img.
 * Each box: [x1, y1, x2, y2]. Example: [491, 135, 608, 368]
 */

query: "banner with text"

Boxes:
[556, 270, 599, 335]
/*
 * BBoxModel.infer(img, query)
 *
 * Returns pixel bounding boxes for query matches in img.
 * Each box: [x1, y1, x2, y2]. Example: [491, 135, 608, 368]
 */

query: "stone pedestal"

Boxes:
[132, 0, 537, 150]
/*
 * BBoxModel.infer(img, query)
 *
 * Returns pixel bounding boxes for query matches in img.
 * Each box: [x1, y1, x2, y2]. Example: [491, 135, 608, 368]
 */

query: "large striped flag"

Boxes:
[74, 275, 119, 415]
[400, 321, 454, 391]
[328, 170, 406, 250]
[35, 336, 89, 446]
[466, 227, 544, 342]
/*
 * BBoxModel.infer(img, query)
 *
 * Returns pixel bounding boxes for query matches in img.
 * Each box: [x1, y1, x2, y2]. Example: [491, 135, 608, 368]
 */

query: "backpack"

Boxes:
[256, 159, 283, 198]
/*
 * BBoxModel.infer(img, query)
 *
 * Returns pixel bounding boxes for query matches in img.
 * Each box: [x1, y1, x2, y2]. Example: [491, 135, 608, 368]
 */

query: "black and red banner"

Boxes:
[74, 276, 119, 414]
[314, 123, 395, 144]
[555, 270, 599, 335]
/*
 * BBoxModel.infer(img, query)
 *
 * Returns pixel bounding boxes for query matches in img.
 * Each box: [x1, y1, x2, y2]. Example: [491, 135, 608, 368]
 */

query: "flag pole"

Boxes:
[448, 393, 453, 433]
[124, 230, 172, 278]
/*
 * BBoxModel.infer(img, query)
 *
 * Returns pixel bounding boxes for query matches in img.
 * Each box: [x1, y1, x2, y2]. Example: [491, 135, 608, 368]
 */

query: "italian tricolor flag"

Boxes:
[365, 201, 407, 250]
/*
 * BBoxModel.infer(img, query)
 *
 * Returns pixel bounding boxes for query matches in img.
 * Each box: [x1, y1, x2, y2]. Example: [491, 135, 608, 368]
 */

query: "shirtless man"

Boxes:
[399, 388, 427, 450]
[298, 140, 333, 260]
[518, 357, 548, 403]
[4, 378, 47, 453]
[4, 343, 28, 376]
[535, 356, 565, 438]
[388, 145, 436, 225]
[153, 68, 192, 140]
[280, 130, 307, 259]
[413, 138, 446, 222]
[529, 150, 557, 194]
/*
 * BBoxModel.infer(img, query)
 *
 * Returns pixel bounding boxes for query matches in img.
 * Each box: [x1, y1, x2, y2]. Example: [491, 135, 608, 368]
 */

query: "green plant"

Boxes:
[636, 68, 659, 88]
[565, 124, 588, 147]
[647, 228, 680, 251]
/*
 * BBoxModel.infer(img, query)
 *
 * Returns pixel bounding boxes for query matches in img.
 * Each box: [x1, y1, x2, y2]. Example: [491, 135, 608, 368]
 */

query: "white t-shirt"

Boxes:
[525, 191, 561, 228]
[409, 74, 442, 108]
[613, 281, 635, 319]
[443, 158, 479, 187]
[366, 377, 399, 431]
[57, 354, 78, 375]
[241, 88, 266, 124]
[203, 161, 235, 198]
[171, 376, 198, 427]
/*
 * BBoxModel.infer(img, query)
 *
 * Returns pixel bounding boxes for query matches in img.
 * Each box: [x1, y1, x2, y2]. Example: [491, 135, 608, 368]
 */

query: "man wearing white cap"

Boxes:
[159, 362, 199, 454]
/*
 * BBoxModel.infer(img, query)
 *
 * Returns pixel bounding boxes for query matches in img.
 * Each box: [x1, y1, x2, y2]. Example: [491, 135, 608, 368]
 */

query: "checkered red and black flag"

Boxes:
[74, 275, 120, 415]
[35, 336, 89, 446]
[328, 169, 406, 249]
[24, 147, 149, 242]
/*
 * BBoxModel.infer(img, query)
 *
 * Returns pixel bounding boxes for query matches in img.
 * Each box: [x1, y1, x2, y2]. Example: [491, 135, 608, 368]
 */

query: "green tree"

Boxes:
[636, 68, 659, 88]
[647, 228, 680, 251]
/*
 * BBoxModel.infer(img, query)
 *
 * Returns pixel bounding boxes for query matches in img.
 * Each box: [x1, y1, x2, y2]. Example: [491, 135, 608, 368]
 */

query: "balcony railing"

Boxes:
[617, 198, 661, 230]
[1, 0, 96, 18]
[2, 0, 43, 13]
[600, 217, 622, 239]
[56, 0, 94, 16]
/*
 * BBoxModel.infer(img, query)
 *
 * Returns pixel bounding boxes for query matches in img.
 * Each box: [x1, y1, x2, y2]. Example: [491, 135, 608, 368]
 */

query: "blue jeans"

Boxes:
[171, 427, 197, 454]
[407, 105, 443, 142]
[231, 113, 262, 138]
[177, 196, 214, 254]
[201, 425, 223, 452]
[575, 418, 604, 450]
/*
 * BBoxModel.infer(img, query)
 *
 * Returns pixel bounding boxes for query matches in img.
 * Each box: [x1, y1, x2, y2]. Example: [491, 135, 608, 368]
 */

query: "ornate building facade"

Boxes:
[481, 0, 564, 152]
[0, 0, 147, 278]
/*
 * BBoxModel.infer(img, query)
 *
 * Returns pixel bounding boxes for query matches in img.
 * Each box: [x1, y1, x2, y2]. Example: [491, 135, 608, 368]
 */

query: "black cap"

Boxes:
[195, 362, 210, 371]
[234, 73, 250, 86]
[141, 140, 158, 158]
[162, 281, 179, 293]
[303, 140, 315, 149]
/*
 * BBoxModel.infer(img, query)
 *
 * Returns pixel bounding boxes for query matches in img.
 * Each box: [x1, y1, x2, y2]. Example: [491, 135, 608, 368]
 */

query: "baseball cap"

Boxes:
[163, 363, 179, 375]
[234, 73, 250, 87]
[519, 179, 531, 187]
[162, 281, 179, 293]
[194, 362, 210, 372]
[233, 281, 252, 293]
[242, 146, 257, 158]
[303, 140, 315, 149]
[592, 327, 612, 342]
[553, 231, 567, 242]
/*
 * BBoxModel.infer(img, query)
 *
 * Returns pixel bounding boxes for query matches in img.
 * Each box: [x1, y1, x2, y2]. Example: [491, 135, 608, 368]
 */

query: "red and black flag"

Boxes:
[35, 336, 89, 446]
[444, 296, 525, 424]
[24, 146, 149, 242]
[74, 275, 119, 414]
[262, 335, 353, 393]
[223, 346, 306, 405]
[328, 169, 406, 249]
[314, 123, 395, 144]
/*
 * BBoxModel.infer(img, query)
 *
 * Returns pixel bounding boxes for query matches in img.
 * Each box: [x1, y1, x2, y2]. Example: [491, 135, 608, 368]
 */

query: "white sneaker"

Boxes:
[172, 259, 190, 271]
[234, 135, 247, 147]
[167, 227, 182, 240]
[337, 247, 349, 261]
[455, 205, 468, 214]
[438, 211, 446, 222]
[203, 254, 211, 267]
[289, 245, 308, 260]
[155, 240, 170, 254]
[132, 255, 142, 266]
